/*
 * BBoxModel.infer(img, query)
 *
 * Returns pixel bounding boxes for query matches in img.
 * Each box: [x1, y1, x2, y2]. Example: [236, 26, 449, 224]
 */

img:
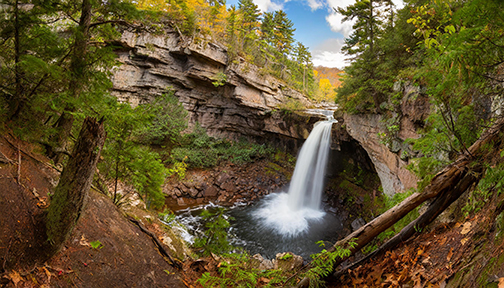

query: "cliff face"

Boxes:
[110, 28, 425, 197]
[343, 84, 429, 196]
[111, 28, 321, 152]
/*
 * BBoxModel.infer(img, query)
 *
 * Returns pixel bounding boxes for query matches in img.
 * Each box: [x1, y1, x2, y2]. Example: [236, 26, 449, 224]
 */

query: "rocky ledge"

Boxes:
[163, 159, 290, 209]
[111, 27, 323, 153]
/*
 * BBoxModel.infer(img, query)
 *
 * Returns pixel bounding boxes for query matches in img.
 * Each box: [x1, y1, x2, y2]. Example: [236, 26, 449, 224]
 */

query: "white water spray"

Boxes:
[253, 111, 337, 237]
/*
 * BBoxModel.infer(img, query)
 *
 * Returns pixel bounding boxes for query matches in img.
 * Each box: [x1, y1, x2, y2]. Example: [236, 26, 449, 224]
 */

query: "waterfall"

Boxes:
[287, 120, 334, 211]
[253, 113, 336, 237]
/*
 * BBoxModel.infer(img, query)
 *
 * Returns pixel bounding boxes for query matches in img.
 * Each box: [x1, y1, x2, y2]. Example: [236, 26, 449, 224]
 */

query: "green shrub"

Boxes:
[169, 124, 273, 169]
[198, 253, 287, 288]
[277, 98, 306, 115]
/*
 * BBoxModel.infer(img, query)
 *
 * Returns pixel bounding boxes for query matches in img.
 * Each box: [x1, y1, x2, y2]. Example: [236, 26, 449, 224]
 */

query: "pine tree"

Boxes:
[293, 42, 312, 92]
[238, 0, 260, 40]
[335, 0, 395, 113]
[272, 10, 295, 55]
[0, 0, 66, 120]
[226, 5, 239, 60]
[260, 11, 275, 46]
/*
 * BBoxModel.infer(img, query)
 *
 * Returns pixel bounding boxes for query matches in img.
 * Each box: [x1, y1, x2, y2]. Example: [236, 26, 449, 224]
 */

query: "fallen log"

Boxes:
[296, 118, 504, 287]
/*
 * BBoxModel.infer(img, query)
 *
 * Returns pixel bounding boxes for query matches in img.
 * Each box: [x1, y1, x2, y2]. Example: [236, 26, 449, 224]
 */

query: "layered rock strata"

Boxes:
[111, 28, 321, 152]
[343, 86, 429, 196]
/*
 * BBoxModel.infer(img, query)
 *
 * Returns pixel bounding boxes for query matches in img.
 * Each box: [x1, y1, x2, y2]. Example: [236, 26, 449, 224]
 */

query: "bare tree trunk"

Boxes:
[52, 0, 92, 165]
[297, 117, 504, 287]
[46, 117, 106, 256]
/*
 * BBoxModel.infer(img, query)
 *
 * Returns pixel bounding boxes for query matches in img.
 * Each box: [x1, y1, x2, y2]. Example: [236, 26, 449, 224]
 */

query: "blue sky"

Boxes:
[226, 0, 404, 69]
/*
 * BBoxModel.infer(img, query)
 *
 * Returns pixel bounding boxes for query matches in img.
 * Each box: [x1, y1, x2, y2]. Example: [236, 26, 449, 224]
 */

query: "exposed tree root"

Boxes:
[127, 217, 183, 269]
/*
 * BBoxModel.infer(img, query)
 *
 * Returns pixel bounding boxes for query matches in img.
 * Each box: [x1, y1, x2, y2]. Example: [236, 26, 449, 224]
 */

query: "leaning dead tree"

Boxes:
[297, 118, 504, 287]
[46, 117, 106, 256]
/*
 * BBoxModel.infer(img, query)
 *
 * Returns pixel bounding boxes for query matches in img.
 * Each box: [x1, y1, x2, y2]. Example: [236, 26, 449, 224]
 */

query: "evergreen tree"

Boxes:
[225, 5, 238, 58]
[0, 0, 66, 121]
[335, 0, 395, 113]
[293, 42, 313, 92]
[272, 10, 295, 55]
[238, 0, 260, 41]
[260, 11, 275, 46]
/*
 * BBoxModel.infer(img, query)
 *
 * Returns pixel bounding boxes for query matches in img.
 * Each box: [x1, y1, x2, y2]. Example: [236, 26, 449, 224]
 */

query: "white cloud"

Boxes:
[254, 0, 283, 12]
[315, 38, 345, 53]
[312, 50, 349, 69]
[312, 38, 349, 68]
[307, 0, 324, 11]
[323, 0, 404, 38]
[393, 0, 404, 10]
[325, 12, 354, 38]
[324, 0, 356, 37]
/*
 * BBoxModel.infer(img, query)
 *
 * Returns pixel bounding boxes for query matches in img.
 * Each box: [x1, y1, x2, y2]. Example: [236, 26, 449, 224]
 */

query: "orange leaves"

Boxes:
[7, 271, 22, 287]
[342, 244, 438, 288]
[498, 277, 504, 288]
[446, 248, 453, 262]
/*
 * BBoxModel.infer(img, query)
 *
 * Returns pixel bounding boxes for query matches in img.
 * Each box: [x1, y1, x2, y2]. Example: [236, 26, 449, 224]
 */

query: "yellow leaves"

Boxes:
[316, 78, 336, 102]
[460, 222, 472, 235]
[136, 0, 173, 13]
[8, 271, 22, 287]
[498, 277, 504, 288]
[42, 267, 52, 283]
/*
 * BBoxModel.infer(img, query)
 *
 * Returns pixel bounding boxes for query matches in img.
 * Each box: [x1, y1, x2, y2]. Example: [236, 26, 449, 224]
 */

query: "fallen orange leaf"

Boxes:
[460, 222, 472, 235]
[446, 247, 454, 262]
[8, 271, 22, 287]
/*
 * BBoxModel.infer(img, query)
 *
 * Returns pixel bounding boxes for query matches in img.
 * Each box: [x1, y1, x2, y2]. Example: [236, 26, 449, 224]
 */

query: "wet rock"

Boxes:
[221, 182, 236, 193]
[251, 254, 274, 270]
[217, 173, 230, 185]
[176, 198, 186, 206]
[273, 252, 303, 271]
[189, 187, 199, 198]
[203, 185, 219, 197]
[351, 217, 366, 231]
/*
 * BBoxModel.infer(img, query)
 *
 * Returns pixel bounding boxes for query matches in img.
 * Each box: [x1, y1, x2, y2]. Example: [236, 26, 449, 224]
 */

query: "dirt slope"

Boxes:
[0, 134, 185, 287]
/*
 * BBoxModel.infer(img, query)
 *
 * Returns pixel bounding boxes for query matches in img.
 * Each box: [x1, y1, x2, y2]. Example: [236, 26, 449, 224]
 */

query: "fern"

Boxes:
[305, 240, 357, 288]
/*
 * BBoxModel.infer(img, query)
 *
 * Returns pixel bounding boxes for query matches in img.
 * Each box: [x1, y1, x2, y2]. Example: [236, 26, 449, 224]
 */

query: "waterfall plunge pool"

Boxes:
[169, 109, 344, 260]
[172, 193, 344, 260]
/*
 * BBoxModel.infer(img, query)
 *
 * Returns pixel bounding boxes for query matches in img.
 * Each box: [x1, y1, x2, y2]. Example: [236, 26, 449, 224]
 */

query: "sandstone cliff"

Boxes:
[343, 84, 429, 196]
[111, 28, 321, 152]
[110, 28, 427, 197]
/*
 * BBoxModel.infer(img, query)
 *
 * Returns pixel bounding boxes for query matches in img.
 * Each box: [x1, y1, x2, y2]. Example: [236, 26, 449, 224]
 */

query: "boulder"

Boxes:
[251, 254, 274, 270]
[272, 252, 303, 271]
[203, 185, 219, 197]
